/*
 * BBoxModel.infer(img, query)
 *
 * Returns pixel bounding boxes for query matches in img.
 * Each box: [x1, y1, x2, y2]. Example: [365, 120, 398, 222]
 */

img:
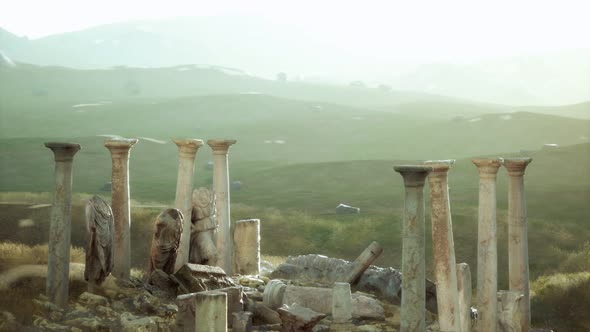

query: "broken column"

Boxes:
[173, 139, 204, 272]
[337, 241, 383, 284]
[104, 138, 138, 280]
[195, 291, 227, 332]
[425, 160, 461, 332]
[472, 158, 501, 332]
[331, 282, 353, 331]
[497, 290, 523, 332]
[393, 165, 432, 332]
[501, 157, 532, 332]
[207, 139, 237, 274]
[456, 263, 472, 332]
[234, 219, 260, 275]
[45, 142, 81, 308]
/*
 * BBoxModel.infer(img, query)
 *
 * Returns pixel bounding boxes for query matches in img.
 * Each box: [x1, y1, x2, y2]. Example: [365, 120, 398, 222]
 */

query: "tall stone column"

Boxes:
[104, 138, 138, 280]
[45, 142, 81, 308]
[472, 158, 501, 332]
[233, 219, 260, 275]
[207, 139, 237, 275]
[173, 139, 204, 272]
[195, 291, 228, 332]
[501, 157, 532, 332]
[425, 160, 461, 332]
[394, 165, 432, 332]
[456, 263, 472, 332]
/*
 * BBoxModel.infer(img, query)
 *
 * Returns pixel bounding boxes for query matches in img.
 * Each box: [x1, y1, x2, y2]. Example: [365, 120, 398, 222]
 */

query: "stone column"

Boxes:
[425, 160, 461, 332]
[332, 282, 352, 323]
[472, 158, 501, 332]
[173, 139, 204, 272]
[195, 291, 228, 332]
[104, 138, 138, 280]
[393, 165, 432, 332]
[456, 263, 472, 332]
[501, 157, 532, 332]
[233, 219, 260, 275]
[207, 139, 237, 274]
[45, 142, 81, 308]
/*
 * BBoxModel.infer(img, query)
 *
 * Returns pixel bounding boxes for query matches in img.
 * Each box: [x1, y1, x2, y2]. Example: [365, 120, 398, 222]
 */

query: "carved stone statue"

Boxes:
[149, 208, 183, 276]
[189, 187, 218, 265]
[84, 195, 114, 287]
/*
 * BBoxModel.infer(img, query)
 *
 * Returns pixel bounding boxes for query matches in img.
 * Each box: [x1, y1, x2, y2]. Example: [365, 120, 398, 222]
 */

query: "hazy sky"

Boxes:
[2, 0, 589, 63]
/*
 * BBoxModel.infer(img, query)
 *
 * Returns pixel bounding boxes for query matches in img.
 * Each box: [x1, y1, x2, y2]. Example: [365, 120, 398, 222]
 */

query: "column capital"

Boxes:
[424, 160, 455, 179]
[44, 142, 81, 161]
[501, 158, 532, 176]
[173, 139, 204, 157]
[394, 165, 432, 187]
[472, 158, 502, 176]
[207, 139, 237, 154]
[104, 138, 138, 156]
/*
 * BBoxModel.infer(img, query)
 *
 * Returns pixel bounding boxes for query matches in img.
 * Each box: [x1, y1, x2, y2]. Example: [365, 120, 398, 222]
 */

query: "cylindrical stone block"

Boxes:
[501, 157, 532, 332]
[394, 165, 432, 332]
[472, 158, 501, 332]
[456, 263, 472, 332]
[45, 142, 81, 308]
[173, 139, 204, 272]
[207, 139, 237, 275]
[233, 219, 260, 275]
[104, 138, 138, 280]
[332, 282, 352, 323]
[425, 160, 461, 332]
[195, 291, 228, 332]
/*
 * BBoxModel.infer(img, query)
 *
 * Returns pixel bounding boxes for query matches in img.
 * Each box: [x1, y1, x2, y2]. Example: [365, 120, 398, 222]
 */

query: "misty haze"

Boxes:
[0, 1, 589, 331]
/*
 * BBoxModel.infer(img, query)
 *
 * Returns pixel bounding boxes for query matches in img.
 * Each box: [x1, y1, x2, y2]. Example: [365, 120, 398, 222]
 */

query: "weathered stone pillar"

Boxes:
[332, 282, 352, 323]
[472, 158, 501, 332]
[233, 219, 260, 275]
[207, 139, 237, 274]
[195, 291, 227, 332]
[104, 138, 138, 280]
[394, 165, 432, 332]
[425, 160, 461, 332]
[456, 263, 472, 332]
[501, 157, 532, 332]
[45, 142, 81, 308]
[173, 139, 204, 272]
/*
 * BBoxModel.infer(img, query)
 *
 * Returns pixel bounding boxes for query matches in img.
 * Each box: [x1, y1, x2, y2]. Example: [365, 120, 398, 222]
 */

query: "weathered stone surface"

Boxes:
[234, 219, 261, 275]
[278, 303, 326, 332]
[497, 290, 523, 332]
[195, 291, 227, 332]
[501, 157, 533, 332]
[150, 269, 176, 293]
[394, 165, 432, 332]
[335, 203, 360, 214]
[173, 263, 235, 294]
[339, 241, 383, 284]
[84, 195, 114, 287]
[119, 312, 157, 332]
[190, 187, 217, 265]
[104, 138, 138, 280]
[33, 315, 72, 331]
[208, 139, 237, 274]
[332, 282, 352, 323]
[246, 299, 282, 325]
[232, 311, 253, 332]
[78, 292, 109, 309]
[173, 139, 204, 272]
[133, 291, 160, 315]
[456, 263, 472, 332]
[45, 142, 81, 308]
[473, 158, 502, 332]
[149, 208, 183, 277]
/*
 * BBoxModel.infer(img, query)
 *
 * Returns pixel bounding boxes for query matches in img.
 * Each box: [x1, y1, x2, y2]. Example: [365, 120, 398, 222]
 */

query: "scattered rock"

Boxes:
[232, 311, 254, 332]
[277, 303, 326, 332]
[119, 312, 157, 332]
[78, 292, 109, 309]
[336, 203, 360, 214]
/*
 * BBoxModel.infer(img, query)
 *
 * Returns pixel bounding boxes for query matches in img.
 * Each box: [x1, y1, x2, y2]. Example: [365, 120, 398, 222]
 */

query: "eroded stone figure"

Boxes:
[149, 208, 183, 276]
[84, 195, 114, 286]
[189, 188, 217, 265]
[498, 291, 524, 332]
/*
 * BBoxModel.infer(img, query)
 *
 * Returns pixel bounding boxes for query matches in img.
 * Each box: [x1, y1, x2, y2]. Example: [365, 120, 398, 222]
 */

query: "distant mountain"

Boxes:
[1, 18, 589, 106]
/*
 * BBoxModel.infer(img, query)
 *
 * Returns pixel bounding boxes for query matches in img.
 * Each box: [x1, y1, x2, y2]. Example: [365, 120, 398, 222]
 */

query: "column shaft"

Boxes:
[426, 160, 461, 332]
[502, 158, 532, 332]
[195, 291, 228, 332]
[456, 263, 472, 332]
[472, 158, 501, 332]
[173, 139, 203, 272]
[208, 139, 236, 274]
[233, 219, 260, 275]
[105, 138, 138, 280]
[45, 142, 80, 308]
[394, 165, 431, 332]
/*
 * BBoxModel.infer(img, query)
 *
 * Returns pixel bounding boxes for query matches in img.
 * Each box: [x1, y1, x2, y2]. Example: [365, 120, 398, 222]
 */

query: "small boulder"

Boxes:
[335, 204, 360, 214]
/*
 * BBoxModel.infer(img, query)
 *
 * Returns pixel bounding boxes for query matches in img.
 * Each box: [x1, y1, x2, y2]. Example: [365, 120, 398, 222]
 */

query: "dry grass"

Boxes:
[0, 241, 85, 272]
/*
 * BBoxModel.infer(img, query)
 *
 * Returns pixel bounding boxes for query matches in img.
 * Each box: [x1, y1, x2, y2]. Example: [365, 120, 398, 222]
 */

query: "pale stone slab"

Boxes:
[332, 282, 352, 323]
[234, 219, 261, 275]
[195, 291, 227, 332]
